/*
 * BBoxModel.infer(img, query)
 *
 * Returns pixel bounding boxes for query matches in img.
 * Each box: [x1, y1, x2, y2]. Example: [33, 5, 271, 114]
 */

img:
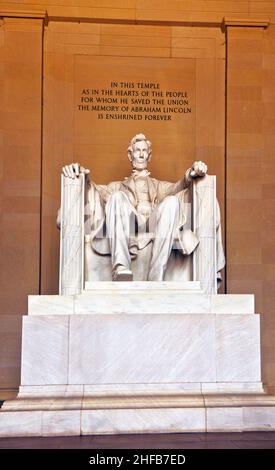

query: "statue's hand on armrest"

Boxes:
[186, 161, 207, 184]
[57, 164, 90, 230]
[62, 163, 90, 179]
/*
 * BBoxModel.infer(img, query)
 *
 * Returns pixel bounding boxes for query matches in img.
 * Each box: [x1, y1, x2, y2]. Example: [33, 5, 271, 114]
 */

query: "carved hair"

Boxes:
[127, 133, 152, 161]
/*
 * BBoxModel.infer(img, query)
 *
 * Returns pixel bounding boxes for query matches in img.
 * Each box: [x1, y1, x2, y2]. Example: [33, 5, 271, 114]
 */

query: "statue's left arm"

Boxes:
[159, 161, 208, 198]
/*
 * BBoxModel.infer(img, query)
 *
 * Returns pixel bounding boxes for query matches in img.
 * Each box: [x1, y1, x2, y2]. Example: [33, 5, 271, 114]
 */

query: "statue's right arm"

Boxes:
[57, 163, 95, 230]
[58, 163, 117, 226]
[61, 162, 106, 195]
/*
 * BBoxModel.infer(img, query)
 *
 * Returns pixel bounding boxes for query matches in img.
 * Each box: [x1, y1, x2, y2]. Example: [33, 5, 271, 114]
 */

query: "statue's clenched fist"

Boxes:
[189, 161, 207, 178]
[62, 163, 90, 179]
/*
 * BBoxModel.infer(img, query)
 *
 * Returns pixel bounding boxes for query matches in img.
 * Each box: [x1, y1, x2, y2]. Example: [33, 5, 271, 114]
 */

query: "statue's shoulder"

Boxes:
[90, 180, 122, 197]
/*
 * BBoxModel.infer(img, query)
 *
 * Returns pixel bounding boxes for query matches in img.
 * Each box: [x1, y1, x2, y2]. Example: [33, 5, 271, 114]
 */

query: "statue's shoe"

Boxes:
[113, 266, 133, 281]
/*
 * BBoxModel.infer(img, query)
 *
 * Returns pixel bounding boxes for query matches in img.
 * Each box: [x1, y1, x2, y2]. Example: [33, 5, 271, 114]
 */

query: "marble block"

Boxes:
[201, 382, 263, 393]
[18, 385, 84, 398]
[28, 283, 255, 316]
[81, 408, 205, 434]
[207, 405, 275, 432]
[84, 281, 202, 291]
[74, 291, 211, 314]
[206, 407, 244, 432]
[0, 411, 42, 437]
[20, 311, 261, 388]
[42, 410, 81, 436]
[28, 295, 74, 316]
[21, 316, 69, 385]
[216, 315, 261, 382]
[83, 383, 203, 395]
[211, 294, 254, 314]
[243, 407, 275, 431]
[68, 314, 216, 384]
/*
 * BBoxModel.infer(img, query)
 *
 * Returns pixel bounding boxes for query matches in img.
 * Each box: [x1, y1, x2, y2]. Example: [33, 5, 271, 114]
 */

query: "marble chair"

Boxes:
[59, 173, 219, 295]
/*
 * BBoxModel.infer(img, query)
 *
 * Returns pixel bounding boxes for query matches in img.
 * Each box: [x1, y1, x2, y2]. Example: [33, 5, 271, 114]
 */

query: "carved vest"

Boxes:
[134, 176, 152, 221]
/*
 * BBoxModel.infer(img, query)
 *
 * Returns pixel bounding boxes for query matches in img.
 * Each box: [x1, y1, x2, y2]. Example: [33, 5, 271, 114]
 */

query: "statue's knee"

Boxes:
[110, 191, 124, 200]
[108, 191, 126, 205]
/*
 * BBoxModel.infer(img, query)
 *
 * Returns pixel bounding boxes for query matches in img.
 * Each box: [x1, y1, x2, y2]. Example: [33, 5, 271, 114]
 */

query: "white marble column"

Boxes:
[192, 175, 217, 294]
[59, 174, 85, 295]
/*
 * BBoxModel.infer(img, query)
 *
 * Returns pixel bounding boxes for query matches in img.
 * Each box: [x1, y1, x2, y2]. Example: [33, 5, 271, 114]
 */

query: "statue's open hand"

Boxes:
[62, 163, 90, 179]
[190, 161, 207, 178]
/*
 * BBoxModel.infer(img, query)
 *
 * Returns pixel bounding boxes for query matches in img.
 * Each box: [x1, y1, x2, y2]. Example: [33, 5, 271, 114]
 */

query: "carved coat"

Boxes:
[86, 172, 200, 258]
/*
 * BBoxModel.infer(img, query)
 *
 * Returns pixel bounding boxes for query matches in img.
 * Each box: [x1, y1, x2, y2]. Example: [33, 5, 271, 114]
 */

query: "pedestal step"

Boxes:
[28, 283, 255, 315]
[0, 286, 265, 437]
[1, 393, 275, 436]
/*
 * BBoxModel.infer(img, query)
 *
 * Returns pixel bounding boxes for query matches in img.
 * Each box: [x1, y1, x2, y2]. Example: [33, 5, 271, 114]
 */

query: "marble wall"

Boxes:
[226, 23, 275, 391]
[0, 16, 43, 397]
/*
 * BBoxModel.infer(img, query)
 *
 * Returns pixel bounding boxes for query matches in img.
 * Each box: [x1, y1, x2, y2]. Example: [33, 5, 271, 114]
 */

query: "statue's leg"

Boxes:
[105, 191, 135, 280]
[148, 195, 180, 281]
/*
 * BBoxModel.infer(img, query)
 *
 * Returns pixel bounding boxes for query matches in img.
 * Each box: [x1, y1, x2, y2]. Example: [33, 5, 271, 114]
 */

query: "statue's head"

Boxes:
[127, 133, 152, 170]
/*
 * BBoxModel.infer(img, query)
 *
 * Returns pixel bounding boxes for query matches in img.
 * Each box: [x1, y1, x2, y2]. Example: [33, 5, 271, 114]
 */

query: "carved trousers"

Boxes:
[105, 191, 180, 281]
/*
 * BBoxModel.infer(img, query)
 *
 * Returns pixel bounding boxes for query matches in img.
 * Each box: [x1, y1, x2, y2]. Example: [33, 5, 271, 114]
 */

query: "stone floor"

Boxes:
[0, 432, 275, 449]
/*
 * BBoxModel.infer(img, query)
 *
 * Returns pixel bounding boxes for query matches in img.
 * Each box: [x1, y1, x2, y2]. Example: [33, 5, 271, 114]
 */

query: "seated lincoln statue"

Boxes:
[60, 133, 225, 284]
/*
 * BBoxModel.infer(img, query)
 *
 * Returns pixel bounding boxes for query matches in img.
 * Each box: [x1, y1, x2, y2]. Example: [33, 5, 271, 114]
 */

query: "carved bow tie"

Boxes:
[131, 169, 151, 179]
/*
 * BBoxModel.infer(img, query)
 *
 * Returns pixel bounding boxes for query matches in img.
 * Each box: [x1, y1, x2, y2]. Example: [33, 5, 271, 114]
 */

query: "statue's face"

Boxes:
[131, 140, 150, 170]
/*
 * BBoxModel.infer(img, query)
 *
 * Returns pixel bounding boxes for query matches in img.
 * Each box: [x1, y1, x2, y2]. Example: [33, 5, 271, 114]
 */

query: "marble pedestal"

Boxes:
[1, 282, 275, 436]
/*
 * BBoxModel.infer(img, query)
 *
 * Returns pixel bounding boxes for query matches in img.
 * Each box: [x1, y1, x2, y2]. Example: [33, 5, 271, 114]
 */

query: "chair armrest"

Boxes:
[59, 173, 85, 295]
[192, 174, 217, 294]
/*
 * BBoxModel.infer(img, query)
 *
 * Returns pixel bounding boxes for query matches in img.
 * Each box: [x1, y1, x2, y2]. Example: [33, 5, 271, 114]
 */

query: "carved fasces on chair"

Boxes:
[59, 174, 85, 295]
[192, 175, 217, 294]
